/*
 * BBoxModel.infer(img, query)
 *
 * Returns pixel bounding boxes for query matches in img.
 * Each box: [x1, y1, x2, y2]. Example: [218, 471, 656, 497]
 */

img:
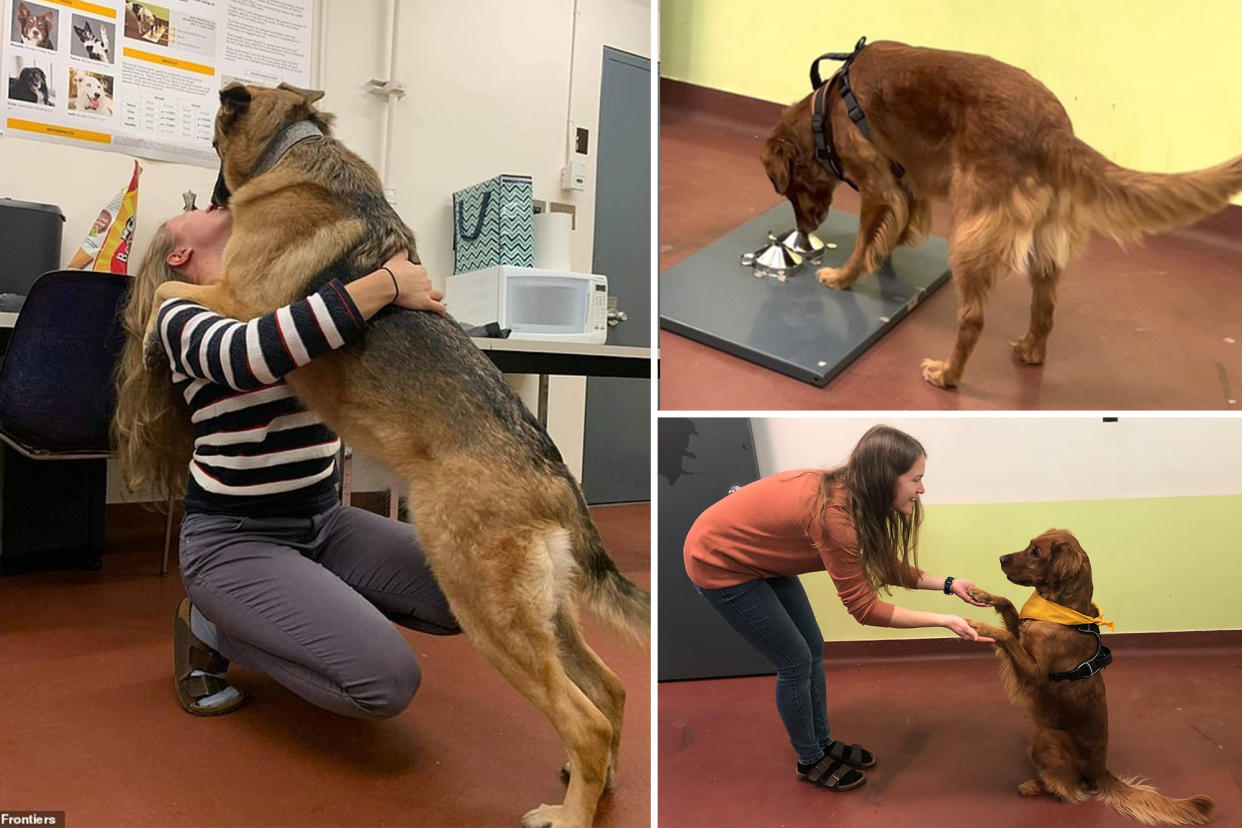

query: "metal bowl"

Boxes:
[740, 241, 804, 282]
[767, 228, 835, 261]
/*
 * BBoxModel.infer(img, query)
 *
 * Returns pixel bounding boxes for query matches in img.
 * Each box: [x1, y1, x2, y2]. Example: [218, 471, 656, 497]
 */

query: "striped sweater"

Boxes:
[156, 280, 365, 517]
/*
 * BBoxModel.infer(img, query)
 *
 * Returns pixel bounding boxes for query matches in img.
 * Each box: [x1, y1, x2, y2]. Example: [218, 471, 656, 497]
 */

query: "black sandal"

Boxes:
[797, 755, 866, 791]
[823, 739, 876, 769]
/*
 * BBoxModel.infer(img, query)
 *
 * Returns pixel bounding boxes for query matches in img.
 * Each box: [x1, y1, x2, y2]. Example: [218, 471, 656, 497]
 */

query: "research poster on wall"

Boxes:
[2, 0, 313, 167]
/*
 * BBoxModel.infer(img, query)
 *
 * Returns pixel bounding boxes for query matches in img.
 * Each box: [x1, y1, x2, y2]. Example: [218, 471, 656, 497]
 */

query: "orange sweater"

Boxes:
[682, 470, 921, 627]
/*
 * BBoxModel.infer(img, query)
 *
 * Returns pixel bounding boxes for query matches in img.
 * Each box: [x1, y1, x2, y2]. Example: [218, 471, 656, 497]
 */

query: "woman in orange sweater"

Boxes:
[683, 425, 993, 792]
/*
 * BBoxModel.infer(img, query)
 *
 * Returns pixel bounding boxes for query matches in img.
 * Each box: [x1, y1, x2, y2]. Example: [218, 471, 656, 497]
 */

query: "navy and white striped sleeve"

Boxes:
[156, 279, 366, 391]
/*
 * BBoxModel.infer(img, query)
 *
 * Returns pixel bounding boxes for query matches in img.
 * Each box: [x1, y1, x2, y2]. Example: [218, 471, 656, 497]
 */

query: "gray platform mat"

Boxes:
[660, 202, 952, 386]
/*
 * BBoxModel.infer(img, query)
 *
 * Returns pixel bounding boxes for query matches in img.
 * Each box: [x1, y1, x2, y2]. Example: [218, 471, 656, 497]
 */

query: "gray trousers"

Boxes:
[178, 504, 460, 719]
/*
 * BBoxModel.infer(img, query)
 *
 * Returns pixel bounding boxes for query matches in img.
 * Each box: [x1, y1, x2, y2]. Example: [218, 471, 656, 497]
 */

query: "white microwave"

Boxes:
[446, 266, 609, 344]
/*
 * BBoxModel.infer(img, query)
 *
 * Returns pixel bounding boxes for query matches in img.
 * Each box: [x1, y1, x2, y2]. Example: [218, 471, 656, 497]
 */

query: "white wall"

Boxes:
[0, 0, 651, 501]
[753, 416, 1242, 504]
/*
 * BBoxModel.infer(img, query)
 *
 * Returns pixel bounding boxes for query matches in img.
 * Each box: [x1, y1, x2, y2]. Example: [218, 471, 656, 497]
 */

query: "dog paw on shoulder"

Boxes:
[142, 331, 168, 370]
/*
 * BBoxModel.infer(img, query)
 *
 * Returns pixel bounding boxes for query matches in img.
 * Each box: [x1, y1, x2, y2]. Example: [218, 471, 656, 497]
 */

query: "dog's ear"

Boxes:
[277, 82, 325, 105]
[1048, 534, 1085, 584]
[761, 136, 794, 195]
[218, 83, 251, 119]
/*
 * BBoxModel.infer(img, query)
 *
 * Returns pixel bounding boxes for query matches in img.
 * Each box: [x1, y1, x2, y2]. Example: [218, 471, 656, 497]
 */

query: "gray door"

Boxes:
[581, 47, 649, 505]
[658, 418, 775, 681]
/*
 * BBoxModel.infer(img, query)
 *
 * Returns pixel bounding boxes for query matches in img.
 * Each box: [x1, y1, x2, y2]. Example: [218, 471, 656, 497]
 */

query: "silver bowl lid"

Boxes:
[768, 228, 829, 260]
[740, 241, 804, 280]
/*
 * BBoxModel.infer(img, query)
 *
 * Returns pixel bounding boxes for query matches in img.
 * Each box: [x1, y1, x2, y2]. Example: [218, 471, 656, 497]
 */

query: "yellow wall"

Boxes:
[661, 0, 1242, 203]
[802, 494, 1242, 641]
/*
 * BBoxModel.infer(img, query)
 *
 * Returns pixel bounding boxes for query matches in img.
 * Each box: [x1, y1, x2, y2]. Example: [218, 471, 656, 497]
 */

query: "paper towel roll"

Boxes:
[533, 211, 573, 271]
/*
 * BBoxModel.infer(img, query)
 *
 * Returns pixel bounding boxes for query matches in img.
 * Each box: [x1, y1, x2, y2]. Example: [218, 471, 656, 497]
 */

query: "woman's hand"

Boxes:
[951, 578, 990, 607]
[942, 614, 994, 643]
[382, 253, 446, 315]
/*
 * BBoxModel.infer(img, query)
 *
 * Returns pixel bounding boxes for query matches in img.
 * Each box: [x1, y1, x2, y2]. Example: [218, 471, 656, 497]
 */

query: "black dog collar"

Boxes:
[211, 120, 324, 208]
[1048, 622, 1113, 682]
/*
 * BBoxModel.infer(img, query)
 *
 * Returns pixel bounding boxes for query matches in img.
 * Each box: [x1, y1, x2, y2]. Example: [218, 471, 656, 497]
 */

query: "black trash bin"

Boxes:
[0, 197, 65, 295]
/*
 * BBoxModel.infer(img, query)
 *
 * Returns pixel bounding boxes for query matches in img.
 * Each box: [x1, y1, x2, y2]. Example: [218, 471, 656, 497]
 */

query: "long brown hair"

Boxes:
[111, 223, 195, 502]
[807, 425, 925, 595]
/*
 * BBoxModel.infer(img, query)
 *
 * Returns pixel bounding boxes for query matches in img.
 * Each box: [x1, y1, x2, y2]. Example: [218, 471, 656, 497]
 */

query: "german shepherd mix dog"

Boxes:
[762, 40, 1242, 389]
[144, 83, 649, 828]
[967, 530, 1214, 825]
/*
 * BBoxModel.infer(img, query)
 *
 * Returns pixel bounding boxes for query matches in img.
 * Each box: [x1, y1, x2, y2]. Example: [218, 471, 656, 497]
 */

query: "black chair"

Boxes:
[0, 269, 173, 575]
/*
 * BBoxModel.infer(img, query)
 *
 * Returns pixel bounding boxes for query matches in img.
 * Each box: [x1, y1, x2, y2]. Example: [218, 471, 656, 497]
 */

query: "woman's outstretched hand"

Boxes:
[950, 578, 990, 607]
[943, 614, 994, 643]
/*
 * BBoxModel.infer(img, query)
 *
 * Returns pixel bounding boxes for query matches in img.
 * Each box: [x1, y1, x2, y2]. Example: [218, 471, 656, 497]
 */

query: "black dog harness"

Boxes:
[808, 37, 905, 192]
[1047, 622, 1113, 682]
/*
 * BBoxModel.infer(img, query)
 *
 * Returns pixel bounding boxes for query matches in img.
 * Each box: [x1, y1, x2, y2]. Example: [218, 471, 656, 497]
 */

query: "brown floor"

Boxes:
[658, 82, 1242, 410]
[0, 500, 650, 828]
[659, 636, 1242, 827]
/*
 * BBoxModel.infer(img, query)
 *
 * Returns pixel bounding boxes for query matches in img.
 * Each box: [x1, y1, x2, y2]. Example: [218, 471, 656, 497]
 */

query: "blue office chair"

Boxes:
[0, 269, 174, 575]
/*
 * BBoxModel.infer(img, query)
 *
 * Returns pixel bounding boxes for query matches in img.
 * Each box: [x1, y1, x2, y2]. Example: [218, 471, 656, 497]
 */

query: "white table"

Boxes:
[470, 337, 650, 424]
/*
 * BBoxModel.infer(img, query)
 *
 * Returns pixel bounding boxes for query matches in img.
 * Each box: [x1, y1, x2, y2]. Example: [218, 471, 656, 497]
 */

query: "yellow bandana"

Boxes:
[1019, 592, 1115, 631]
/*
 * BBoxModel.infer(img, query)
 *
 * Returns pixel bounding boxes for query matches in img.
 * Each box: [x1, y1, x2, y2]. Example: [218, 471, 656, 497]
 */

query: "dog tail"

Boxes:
[1094, 771, 1215, 825]
[1058, 135, 1242, 246]
[567, 491, 650, 647]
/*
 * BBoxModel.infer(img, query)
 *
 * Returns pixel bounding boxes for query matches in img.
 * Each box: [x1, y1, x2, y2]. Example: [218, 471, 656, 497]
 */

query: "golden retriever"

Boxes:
[762, 40, 1242, 388]
[967, 529, 1214, 824]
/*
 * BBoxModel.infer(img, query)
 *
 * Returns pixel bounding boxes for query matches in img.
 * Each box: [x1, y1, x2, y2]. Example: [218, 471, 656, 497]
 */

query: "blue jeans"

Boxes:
[696, 576, 829, 764]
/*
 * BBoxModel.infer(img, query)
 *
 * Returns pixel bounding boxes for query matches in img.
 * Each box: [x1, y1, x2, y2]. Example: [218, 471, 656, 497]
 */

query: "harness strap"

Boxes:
[808, 37, 905, 190]
[1048, 622, 1113, 682]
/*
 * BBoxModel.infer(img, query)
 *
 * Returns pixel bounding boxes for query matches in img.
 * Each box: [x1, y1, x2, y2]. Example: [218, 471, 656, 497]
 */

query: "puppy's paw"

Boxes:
[1011, 335, 1046, 365]
[816, 267, 854, 291]
[920, 359, 958, 388]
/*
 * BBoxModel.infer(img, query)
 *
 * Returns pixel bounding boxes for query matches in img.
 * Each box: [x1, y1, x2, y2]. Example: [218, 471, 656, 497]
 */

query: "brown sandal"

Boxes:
[174, 598, 244, 716]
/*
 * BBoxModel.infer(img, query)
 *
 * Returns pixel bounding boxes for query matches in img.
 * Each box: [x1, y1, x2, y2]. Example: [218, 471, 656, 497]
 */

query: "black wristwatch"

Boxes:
[943, 576, 955, 595]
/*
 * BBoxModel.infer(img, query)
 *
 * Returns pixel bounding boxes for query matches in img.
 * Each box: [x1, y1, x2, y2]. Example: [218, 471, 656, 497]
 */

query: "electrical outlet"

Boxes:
[561, 159, 587, 191]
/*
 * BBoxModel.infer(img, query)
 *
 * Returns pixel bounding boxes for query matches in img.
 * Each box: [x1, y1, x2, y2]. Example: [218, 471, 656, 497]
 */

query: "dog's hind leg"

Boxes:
[554, 608, 626, 792]
[1013, 210, 1082, 365]
[423, 523, 613, 828]
[1027, 728, 1089, 804]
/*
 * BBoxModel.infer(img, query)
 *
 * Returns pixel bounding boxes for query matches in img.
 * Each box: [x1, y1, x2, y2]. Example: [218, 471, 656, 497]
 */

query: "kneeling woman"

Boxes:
[114, 203, 460, 719]
[683, 425, 992, 792]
